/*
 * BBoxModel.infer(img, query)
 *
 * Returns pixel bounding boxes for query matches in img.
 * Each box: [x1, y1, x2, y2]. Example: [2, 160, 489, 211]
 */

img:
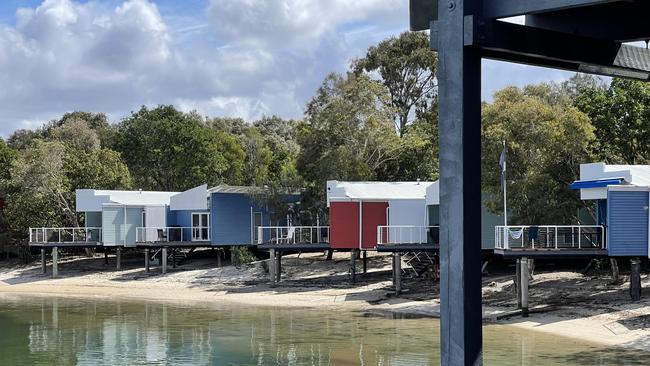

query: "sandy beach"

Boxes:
[1, 250, 648, 352]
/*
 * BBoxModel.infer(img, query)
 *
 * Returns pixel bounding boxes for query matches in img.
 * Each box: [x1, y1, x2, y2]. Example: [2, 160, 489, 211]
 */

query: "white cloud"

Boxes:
[0, 0, 579, 138]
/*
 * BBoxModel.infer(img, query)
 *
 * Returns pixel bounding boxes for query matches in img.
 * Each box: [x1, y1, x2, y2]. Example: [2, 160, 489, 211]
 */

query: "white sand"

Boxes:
[1, 251, 648, 351]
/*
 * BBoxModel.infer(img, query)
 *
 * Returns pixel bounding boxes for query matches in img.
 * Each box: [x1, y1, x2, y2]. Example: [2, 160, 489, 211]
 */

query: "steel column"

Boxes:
[436, 0, 483, 363]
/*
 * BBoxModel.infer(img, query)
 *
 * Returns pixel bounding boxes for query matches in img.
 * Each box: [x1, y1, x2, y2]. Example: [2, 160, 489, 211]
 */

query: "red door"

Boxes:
[361, 202, 388, 249]
[329, 202, 359, 249]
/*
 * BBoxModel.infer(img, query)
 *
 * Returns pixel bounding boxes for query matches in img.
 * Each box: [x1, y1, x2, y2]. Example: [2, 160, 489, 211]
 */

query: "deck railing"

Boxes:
[494, 225, 605, 250]
[136, 227, 210, 243]
[377, 225, 440, 246]
[29, 227, 102, 244]
[255, 226, 329, 245]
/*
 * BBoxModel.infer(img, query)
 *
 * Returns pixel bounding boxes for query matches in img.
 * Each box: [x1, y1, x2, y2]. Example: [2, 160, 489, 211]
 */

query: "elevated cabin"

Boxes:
[327, 180, 435, 250]
[425, 183, 504, 250]
[572, 162, 650, 258]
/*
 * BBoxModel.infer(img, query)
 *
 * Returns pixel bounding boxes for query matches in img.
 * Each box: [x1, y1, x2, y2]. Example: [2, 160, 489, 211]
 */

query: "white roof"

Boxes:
[76, 189, 179, 212]
[579, 162, 650, 200]
[326, 180, 435, 205]
[425, 181, 440, 205]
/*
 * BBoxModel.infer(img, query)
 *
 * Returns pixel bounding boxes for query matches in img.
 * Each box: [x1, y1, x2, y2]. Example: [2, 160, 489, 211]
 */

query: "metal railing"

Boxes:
[377, 225, 440, 246]
[494, 225, 605, 250]
[29, 227, 102, 244]
[255, 226, 330, 245]
[136, 227, 210, 243]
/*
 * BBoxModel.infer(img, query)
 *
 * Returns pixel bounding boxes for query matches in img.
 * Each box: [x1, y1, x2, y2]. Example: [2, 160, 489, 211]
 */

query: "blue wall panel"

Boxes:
[168, 209, 209, 242]
[607, 190, 648, 257]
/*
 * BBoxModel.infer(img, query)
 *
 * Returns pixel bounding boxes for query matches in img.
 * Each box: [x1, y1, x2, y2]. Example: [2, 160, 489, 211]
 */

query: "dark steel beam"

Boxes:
[409, 0, 438, 31]
[483, 0, 621, 19]
[469, 19, 650, 80]
[435, 0, 483, 363]
[526, 2, 650, 42]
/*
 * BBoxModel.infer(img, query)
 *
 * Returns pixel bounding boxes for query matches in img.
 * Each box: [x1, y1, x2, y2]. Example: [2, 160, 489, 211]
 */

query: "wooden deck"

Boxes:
[493, 248, 608, 258]
[29, 242, 102, 248]
[376, 243, 440, 252]
[256, 242, 330, 251]
[136, 241, 213, 248]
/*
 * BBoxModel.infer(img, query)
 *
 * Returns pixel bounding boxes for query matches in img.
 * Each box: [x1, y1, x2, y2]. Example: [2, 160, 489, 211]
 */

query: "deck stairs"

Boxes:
[402, 252, 438, 278]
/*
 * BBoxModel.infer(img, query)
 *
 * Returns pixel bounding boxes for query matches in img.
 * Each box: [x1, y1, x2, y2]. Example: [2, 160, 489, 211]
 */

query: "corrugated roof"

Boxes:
[208, 185, 302, 195]
[580, 162, 650, 187]
[327, 180, 436, 201]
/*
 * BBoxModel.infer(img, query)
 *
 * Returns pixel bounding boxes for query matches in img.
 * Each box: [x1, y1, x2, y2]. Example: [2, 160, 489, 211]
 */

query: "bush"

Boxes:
[230, 246, 256, 267]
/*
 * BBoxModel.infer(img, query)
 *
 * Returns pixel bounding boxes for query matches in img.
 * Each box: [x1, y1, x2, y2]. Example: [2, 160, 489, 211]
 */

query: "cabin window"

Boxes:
[192, 213, 210, 241]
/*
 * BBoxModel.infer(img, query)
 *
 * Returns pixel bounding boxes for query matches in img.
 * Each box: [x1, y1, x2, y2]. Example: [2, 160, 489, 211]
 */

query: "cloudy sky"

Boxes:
[0, 0, 575, 137]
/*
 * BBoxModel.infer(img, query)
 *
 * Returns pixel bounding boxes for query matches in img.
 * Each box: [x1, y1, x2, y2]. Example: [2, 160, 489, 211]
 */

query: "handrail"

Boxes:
[494, 225, 605, 250]
[28, 227, 102, 244]
[136, 227, 210, 243]
[377, 225, 440, 246]
[255, 226, 330, 245]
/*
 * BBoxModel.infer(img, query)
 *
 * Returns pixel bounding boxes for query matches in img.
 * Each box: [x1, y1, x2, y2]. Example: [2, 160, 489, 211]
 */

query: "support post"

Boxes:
[172, 248, 176, 269]
[104, 250, 108, 265]
[395, 252, 402, 295]
[436, 0, 484, 362]
[52, 246, 58, 278]
[145, 248, 150, 273]
[41, 248, 46, 274]
[161, 247, 167, 274]
[515, 258, 522, 309]
[350, 249, 357, 283]
[610, 258, 620, 283]
[630, 258, 642, 301]
[521, 257, 529, 317]
[362, 250, 367, 274]
[269, 249, 276, 284]
[276, 251, 282, 283]
[116, 247, 121, 270]
[326, 249, 333, 261]
[217, 249, 222, 267]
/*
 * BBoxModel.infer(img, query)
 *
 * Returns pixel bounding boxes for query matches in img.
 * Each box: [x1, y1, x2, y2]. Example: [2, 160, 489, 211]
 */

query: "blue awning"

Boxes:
[570, 178, 624, 190]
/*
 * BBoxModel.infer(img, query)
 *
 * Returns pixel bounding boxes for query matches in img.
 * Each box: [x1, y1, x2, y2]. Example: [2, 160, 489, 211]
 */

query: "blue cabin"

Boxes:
[572, 163, 650, 258]
[28, 185, 300, 247]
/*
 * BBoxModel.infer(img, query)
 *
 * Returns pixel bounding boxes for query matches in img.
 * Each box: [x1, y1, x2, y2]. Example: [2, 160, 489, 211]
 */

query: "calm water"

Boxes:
[0, 295, 646, 365]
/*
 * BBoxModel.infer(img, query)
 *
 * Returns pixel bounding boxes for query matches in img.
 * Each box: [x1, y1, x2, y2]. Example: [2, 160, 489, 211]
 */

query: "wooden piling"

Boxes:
[52, 246, 58, 278]
[172, 248, 176, 269]
[276, 251, 282, 283]
[145, 248, 150, 273]
[41, 248, 46, 274]
[515, 258, 521, 309]
[630, 258, 642, 301]
[350, 249, 357, 283]
[116, 247, 122, 270]
[216, 248, 222, 267]
[362, 251, 367, 274]
[269, 248, 276, 284]
[520, 257, 529, 317]
[610, 258, 620, 283]
[104, 250, 108, 265]
[394, 253, 402, 295]
[161, 247, 168, 274]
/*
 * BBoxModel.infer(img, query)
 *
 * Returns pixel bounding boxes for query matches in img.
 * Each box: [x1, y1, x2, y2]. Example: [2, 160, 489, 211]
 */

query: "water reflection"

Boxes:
[0, 295, 646, 365]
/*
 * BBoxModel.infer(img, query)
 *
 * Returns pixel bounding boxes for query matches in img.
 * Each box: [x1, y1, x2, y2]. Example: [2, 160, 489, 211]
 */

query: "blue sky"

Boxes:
[0, 0, 576, 137]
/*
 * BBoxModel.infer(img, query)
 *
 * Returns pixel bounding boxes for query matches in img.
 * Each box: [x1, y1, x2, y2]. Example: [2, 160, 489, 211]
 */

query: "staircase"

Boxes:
[402, 252, 438, 279]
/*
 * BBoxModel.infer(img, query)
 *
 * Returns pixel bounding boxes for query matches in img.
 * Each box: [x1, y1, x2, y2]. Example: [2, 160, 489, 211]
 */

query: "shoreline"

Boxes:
[1, 252, 648, 352]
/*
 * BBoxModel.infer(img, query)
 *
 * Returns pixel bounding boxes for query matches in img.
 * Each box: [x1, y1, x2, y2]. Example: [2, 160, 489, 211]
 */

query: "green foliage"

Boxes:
[298, 73, 404, 213]
[482, 85, 595, 224]
[353, 31, 437, 135]
[113, 105, 246, 191]
[230, 246, 257, 267]
[0, 139, 16, 181]
[572, 77, 650, 164]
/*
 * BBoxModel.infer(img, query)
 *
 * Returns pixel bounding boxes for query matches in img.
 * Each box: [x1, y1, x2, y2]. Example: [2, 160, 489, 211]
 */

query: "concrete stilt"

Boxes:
[394, 252, 402, 295]
[276, 251, 282, 283]
[269, 248, 276, 284]
[520, 257, 529, 317]
[362, 251, 367, 274]
[350, 250, 357, 283]
[41, 248, 46, 274]
[630, 258, 642, 301]
[145, 248, 150, 273]
[161, 247, 168, 274]
[116, 247, 122, 270]
[52, 246, 58, 278]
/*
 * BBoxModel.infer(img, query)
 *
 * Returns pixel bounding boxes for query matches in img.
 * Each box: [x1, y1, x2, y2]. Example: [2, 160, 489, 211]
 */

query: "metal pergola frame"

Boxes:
[410, 1, 650, 364]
